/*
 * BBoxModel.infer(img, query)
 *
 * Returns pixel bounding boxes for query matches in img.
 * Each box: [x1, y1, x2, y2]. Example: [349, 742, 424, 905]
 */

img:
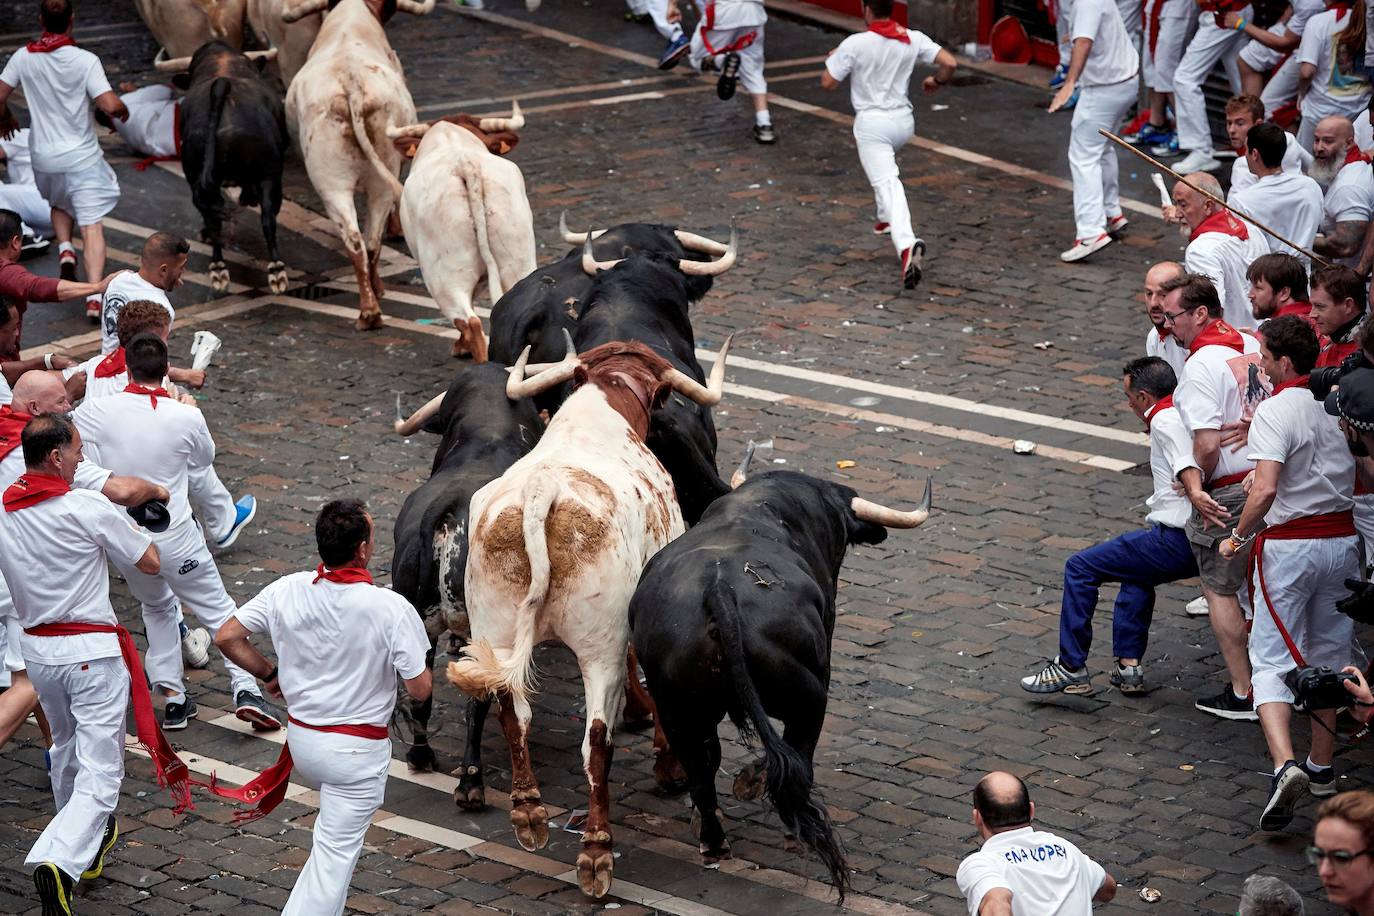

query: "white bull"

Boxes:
[283, 0, 431, 330]
[246, 0, 322, 86]
[135, 0, 247, 59]
[388, 108, 534, 363]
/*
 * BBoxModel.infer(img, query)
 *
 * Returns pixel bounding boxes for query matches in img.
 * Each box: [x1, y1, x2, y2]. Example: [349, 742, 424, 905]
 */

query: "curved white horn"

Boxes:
[678, 225, 737, 277]
[560, 212, 609, 244]
[282, 0, 329, 22]
[851, 477, 932, 529]
[386, 123, 431, 140]
[674, 228, 729, 256]
[506, 329, 580, 399]
[478, 100, 525, 132]
[394, 390, 445, 436]
[154, 55, 193, 72]
[244, 49, 278, 62]
[582, 236, 624, 275]
[730, 440, 757, 489]
[662, 333, 734, 407]
[396, 0, 437, 13]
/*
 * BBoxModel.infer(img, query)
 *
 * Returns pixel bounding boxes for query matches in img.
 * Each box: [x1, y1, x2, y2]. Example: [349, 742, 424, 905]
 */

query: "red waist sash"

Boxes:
[1207, 470, 1250, 491]
[24, 622, 192, 812]
[1249, 510, 1358, 667]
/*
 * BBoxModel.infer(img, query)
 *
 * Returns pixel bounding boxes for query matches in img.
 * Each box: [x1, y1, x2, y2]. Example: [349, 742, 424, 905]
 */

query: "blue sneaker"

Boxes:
[658, 33, 690, 70]
[1137, 124, 1174, 146]
[216, 494, 257, 549]
[1149, 134, 1180, 157]
[1048, 63, 1068, 89]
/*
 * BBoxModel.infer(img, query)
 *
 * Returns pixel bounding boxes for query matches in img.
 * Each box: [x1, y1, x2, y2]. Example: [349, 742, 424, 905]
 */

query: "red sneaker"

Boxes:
[900, 241, 925, 290]
[85, 297, 100, 322]
[873, 222, 890, 235]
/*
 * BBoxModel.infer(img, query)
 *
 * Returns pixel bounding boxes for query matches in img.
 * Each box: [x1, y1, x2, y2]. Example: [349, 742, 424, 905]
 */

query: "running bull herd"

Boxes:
[129, 0, 934, 899]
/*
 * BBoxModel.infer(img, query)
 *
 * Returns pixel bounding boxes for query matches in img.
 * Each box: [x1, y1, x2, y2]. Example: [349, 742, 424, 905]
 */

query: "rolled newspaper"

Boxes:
[190, 331, 222, 372]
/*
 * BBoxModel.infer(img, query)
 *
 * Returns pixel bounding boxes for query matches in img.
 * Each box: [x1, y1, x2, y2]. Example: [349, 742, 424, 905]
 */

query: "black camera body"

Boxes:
[1338, 577, 1374, 625]
[1289, 666, 1358, 711]
[1310, 348, 1374, 401]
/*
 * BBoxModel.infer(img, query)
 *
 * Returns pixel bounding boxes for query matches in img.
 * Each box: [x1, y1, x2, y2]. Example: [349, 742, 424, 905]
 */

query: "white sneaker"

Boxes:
[1059, 232, 1112, 263]
[1174, 149, 1220, 173]
[181, 625, 211, 668]
[1184, 595, 1209, 617]
[1106, 214, 1128, 235]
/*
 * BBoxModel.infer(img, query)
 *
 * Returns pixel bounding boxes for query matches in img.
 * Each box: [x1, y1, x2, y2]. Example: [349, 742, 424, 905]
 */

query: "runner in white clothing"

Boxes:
[0, 0, 129, 321]
[216, 499, 431, 916]
[1298, 4, 1372, 151]
[822, 0, 955, 290]
[0, 129, 53, 242]
[685, 0, 775, 144]
[1143, 260, 1189, 379]
[1228, 122, 1326, 268]
[1225, 94, 1314, 201]
[101, 82, 178, 161]
[1167, 173, 1267, 330]
[1228, 0, 1326, 106]
[1048, 0, 1140, 263]
[99, 231, 185, 352]
[1311, 114, 1374, 266]
[1171, 0, 1253, 173]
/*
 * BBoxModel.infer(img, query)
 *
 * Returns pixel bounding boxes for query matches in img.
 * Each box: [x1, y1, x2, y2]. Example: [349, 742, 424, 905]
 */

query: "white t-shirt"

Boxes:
[1355, 109, 1374, 152]
[235, 570, 429, 727]
[1287, 0, 1331, 38]
[1229, 169, 1325, 268]
[0, 373, 10, 407]
[1184, 230, 1265, 331]
[1229, 133, 1313, 200]
[701, 0, 766, 31]
[956, 826, 1108, 916]
[1298, 9, 1372, 122]
[0, 129, 35, 185]
[73, 389, 212, 529]
[1323, 158, 1374, 266]
[1247, 385, 1355, 526]
[100, 270, 173, 354]
[1175, 332, 1268, 483]
[1146, 402, 1194, 528]
[0, 487, 151, 665]
[1070, 0, 1139, 87]
[0, 46, 113, 173]
[112, 85, 178, 159]
[1144, 326, 1188, 381]
[825, 29, 943, 114]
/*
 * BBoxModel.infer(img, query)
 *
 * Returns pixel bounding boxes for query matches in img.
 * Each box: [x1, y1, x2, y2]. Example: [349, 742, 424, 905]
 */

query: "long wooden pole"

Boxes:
[1097, 128, 1334, 270]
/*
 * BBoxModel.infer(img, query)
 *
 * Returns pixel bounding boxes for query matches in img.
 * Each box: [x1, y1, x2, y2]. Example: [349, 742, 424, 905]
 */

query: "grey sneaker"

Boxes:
[1260, 760, 1309, 831]
[234, 689, 282, 732]
[1301, 760, 1338, 797]
[162, 699, 197, 731]
[1020, 657, 1092, 695]
[1109, 661, 1145, 695]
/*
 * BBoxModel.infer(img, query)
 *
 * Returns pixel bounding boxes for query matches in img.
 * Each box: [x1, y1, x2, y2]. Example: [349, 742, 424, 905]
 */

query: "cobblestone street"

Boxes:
[0, 0, 1363, 913]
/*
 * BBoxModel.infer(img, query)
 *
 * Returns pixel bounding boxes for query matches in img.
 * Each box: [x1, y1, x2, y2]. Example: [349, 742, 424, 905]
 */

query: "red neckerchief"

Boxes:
[0, 405, 31, 461]
[3, 471, 70, 512]
[1271, 374, 1311, 395]
[1143, 394, 1174, 430]
[1276, 301, 1311, 318]
[1188, 319, 1247, 355]
[867, 19, 910, 43]
[1334, 3, 1352, 23]
[312, 564, 373, 585]
[1155, 326, 1172, 344]
[1190, 209, 1249, 242]
[94, 347, 126, 379]
[1345, 143, 1372, 168]
[25, 33, 75, 53]
[125, 382, 170, 409]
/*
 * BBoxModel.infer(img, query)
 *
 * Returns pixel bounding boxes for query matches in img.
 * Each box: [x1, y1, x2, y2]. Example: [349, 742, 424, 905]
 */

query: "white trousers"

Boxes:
[1143, 10, 1197, 93]
[1239, 27, 1287, 73]
[637, 0, 682, 41]
[689, 25, 767, 95]
[189, 464, 237, 544]
[1173, 12, 1251, 151]
[282, 726, 391, 916]
[1069, 80, 1138, 239]
[1258, 54, 1302, 119]
[1355, 495, 1374, 571]
[1249, 536, 1360, 707]
[25, 657, 127, 881]
[118, 518, 255, 699]
[853, 109, 917, 253]
[0, 182, 53, 235]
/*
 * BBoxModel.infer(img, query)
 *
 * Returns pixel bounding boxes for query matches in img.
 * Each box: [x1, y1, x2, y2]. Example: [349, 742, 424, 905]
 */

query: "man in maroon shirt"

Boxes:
[0, 208, 111, 358]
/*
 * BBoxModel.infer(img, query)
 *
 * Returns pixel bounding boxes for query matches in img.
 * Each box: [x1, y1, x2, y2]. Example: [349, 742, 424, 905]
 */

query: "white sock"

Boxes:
[57, 241, 74, 255]
[755, 110, 771, 127]
[1305, 756, 1331, 773]
[164, 691, 185, 706]
[1232, 688, 1248, 702]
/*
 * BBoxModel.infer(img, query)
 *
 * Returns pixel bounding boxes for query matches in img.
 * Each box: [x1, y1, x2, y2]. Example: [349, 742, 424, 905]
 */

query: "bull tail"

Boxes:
[200, 77, 231, 193]
[448, 473, 559, 709]
[454, 148, 503, 303]
[706, 577, 850, 898]
[344, 77, 405, 200]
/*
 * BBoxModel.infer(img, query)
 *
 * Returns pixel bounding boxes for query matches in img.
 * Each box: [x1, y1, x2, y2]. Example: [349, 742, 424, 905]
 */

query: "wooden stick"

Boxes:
[1097, 128, 1334, 269]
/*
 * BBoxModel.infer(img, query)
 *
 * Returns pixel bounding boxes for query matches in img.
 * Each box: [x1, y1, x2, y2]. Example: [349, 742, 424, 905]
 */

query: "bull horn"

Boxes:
[395, 390, 446, 436]
[396, 0, 437, 13]
[673, 228, 729, 256]
[478, 100, 524, 133]
[244, 49, 278, 62]
[153, 55, 193, 72]
[507, 329, 580, 400]
[386, 123, 432, 140]
[582, 235, 624, 275]
[678, 225, 738, 277]
[730, 440, 757, 489]
[559, 211, 608, 244]
[282, 0, 329, 22]
[662, 333, 734, 407]
[851, 476, 932, 529]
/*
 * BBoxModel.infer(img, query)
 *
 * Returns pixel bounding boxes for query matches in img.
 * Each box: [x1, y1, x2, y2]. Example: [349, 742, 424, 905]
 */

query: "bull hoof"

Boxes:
[576, 842, 615, 898]
[267, 260, 288, 294]
[449, 338, 475, 360]
[653, 752, 689, 794]
[454, 765, 487, 811]
[733, 761, 766, 801]
[406, 744, 437, 773]
[356, 311, 384, 332]
[209, 261, 230, 292]
[510, 800, 549, 851]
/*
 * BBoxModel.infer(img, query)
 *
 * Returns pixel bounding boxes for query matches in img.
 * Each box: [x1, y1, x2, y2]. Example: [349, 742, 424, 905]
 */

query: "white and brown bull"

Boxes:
[448, 332, 734, 898]
[136, 0, 247, 60]
[283, 0, 431, 330]
[387, 104, 533, 362]
[246, 0, 322, 86]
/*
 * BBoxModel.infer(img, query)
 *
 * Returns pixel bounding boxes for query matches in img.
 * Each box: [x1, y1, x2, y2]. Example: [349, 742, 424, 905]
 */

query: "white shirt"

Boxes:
[1146, 402, 1194, 528]
[0, 487, 151, 665]
[0, 441, 111, 494]
[1184, 230, 1265, 331]
[701, 0, 766, 30]
[1286, 0, 1331, 38]
[1146, 0, 1191, 22]
[1229, 134, 1313, 200]
[1144, 326, 1188, 380]
[1228, 169, 1325, 268]
[0, 373, 10, 407]
[0, 45, 113, 173]
[1356, 109, 1374, 152]
[0, 128, 35, 185]
[73, 389, 212, 529]
[1175, 332, 1267, 483]
[1070, 0, 1138, 87]
[1248, 384, 1355, 526]
[825, 29, 943, 114]
[1322, 157, 1374, 267]
[235, 571, 429, 727]
[1298, 9, 1373, 121]
[112, 85, 178, 159]
[100, 270, 173, 354]
[956, 826, 1107, 916]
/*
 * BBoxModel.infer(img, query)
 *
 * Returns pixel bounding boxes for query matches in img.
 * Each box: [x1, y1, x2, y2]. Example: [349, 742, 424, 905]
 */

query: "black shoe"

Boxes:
[753, 122, 776, 145]
[234, 689, 282, 731]
[1260, 760, 1309, 831]
[33, 861, 73, 915]
[162, 698, 197, 732]
[19, 234, 50, 261]
[1194, 686, 1258, 721]
[1302, 760, 1338, 797]
[901, 241, 925, 290]
[717, 52, 741, 100]
[58, 250, 76, 282]
[81, 815, 118, 880]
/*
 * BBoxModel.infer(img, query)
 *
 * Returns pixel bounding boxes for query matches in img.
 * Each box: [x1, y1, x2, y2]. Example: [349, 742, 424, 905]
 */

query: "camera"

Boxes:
[1287, 666, 1358, 711]
[1338, 577, 1374, 625]
[1310, 348, 1373, 401]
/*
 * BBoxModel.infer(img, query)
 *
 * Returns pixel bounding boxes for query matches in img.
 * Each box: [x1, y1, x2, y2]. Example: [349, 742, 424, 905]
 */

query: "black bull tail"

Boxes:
[706, 579, 850, 897]
[199, 77, 231, 194]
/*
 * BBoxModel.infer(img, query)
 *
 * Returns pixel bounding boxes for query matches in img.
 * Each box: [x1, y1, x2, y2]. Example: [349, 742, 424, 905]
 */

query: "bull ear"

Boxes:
[171, 73, 192, 91]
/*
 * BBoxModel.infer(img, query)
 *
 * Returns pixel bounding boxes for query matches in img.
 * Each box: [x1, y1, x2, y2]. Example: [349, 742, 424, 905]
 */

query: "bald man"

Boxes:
[1167, 174, 1267, 331]
[1144, 261, 1188, 379]
[1311, 115, 1374, 268]
[957, 772, 1116, 915]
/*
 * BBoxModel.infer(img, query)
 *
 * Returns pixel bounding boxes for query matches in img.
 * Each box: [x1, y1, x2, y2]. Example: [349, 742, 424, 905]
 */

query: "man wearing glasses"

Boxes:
[1310, 789, 1374, 914]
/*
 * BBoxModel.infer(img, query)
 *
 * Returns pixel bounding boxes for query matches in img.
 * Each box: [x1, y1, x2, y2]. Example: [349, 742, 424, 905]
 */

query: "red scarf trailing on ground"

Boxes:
[867, 19, 909, 43]
[1143, 394, 1174, 430]
[2, 471, 68, 511]
[312, 564, 373, 585]
[1187, 319, 1247, 355]
[0, 405, 32, 461]
[1190, 209, 1249, 242]
[95, 348, 126, 379]
[25, 33, 75, 53]
[125, 382, 170, 409]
